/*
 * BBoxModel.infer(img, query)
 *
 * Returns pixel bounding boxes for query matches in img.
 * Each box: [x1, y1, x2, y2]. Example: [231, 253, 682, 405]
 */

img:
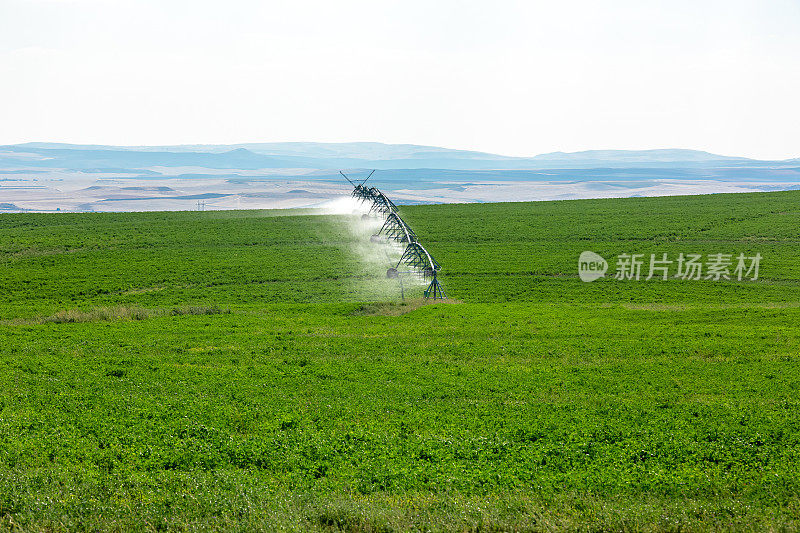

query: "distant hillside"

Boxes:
[533, 149, 753, 163]
[1, 142, 795, 172]
[9, 142, 520, 161]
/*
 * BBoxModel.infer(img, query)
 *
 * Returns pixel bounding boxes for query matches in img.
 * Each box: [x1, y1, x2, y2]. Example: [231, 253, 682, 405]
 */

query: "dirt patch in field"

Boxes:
[352, 298, 461, 316]
[3, 305, 230, 325]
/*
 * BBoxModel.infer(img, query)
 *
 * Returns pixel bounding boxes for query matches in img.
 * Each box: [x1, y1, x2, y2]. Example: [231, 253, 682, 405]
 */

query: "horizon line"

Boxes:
[2, 140, 797, 162]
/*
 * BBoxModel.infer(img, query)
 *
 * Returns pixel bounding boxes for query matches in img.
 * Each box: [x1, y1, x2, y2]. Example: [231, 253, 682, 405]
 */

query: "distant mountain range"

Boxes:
[3, 142, 800, 213]
[1, 142, 794, 172]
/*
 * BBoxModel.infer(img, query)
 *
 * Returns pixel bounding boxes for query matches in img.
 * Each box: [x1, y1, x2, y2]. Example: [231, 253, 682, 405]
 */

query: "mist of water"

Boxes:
[318, 196, 428, 301]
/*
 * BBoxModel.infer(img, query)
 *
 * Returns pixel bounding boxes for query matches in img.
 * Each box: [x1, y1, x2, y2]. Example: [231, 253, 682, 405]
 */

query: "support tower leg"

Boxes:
[424, 271, 446, 300]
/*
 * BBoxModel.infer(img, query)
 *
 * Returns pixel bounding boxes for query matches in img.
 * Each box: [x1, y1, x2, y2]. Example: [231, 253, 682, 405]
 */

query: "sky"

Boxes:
[1, 0, 798, 159]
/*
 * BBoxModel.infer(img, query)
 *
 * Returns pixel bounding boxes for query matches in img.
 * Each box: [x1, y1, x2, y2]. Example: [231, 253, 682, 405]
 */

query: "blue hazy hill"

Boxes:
[2, 143, 794, 172]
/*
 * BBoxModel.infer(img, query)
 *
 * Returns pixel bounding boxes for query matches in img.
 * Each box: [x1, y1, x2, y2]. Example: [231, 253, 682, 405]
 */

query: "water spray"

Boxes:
[341, 170, 446, 300]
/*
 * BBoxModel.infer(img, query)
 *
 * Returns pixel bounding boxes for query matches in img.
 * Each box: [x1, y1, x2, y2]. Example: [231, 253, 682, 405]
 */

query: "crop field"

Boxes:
[1, 191, 800, 531]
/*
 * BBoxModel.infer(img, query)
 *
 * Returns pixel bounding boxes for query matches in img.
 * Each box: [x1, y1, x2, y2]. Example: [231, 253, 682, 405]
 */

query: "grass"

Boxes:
[1, 191, 800, 530]
[2, 305, 231, 325]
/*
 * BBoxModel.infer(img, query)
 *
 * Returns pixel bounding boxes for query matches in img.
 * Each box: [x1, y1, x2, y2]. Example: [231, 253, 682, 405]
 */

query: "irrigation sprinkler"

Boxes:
[353, 185, 376, 203]
[367, 190, 398, 216]
[393, 241, 446, 300]
[395, 241, 447, 300]
[340, 169, 374, 189]
[375, 212, 417, 244]
[424, 270, 446, 299]
[396, 241, 438, 274]
[342, 170, 378, 204]
[342, 170, 446, 300]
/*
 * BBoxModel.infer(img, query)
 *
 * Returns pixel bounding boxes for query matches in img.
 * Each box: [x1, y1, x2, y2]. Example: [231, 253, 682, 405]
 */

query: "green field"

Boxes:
[1, 191, 800, 531]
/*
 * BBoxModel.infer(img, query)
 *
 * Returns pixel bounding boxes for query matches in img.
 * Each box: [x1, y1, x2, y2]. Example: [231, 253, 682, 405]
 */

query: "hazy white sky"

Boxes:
[1, 0, 798, 159]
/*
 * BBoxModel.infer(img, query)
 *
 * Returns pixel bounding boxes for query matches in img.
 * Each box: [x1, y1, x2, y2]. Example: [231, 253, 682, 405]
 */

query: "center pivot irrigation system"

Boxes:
[341, 170, 446, 300]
